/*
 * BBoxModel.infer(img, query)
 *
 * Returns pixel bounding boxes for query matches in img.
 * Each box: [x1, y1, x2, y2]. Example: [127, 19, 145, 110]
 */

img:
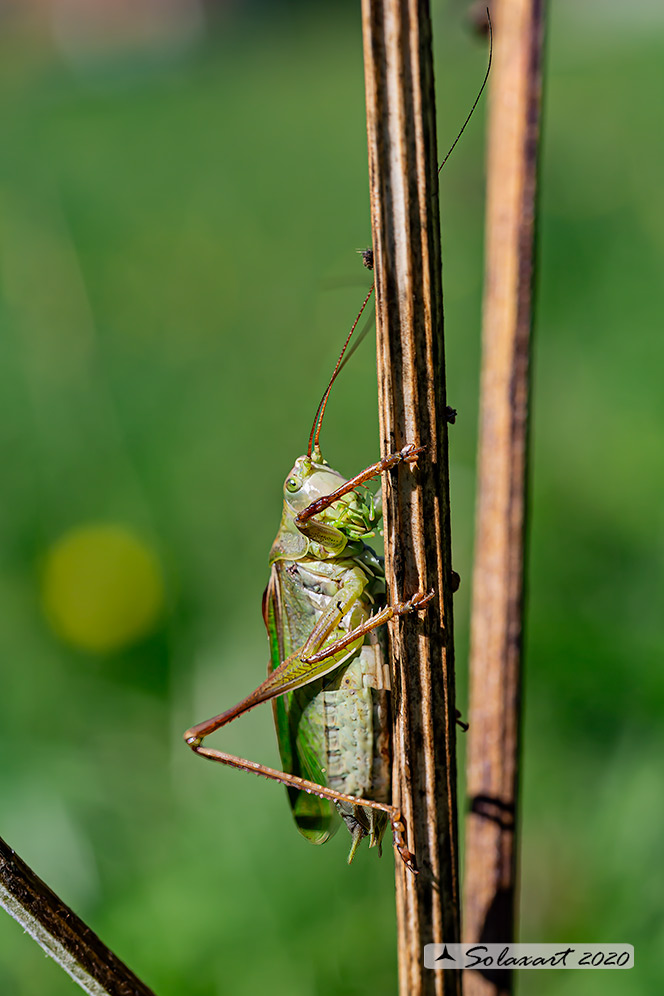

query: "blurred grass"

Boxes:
[0, 1, 662, 994]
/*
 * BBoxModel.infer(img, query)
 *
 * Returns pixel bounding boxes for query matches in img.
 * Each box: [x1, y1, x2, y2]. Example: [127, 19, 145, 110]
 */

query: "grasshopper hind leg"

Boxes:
[184, 586, 432, 874]
[185, 738, 418, 872]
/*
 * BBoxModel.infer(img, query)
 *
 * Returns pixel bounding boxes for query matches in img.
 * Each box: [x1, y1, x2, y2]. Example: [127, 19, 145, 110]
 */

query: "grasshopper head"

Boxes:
[282, 452, 345, 515]
[270, 450, 381, 564]
[287, 451, 380, 539]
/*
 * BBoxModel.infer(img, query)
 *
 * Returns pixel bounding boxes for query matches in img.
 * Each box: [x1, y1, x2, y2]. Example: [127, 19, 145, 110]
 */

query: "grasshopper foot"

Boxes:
[395, 589, 435, 615]
[391, 813, 419, 875]
[398, 442, 426, 463]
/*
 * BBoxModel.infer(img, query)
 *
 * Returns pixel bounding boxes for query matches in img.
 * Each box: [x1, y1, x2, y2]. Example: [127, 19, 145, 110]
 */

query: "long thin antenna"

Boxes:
[438, 8, 492, 175]
[307, 9, 491, 462]
[336, 309, 375, 377]
[307, 283, 375, 458]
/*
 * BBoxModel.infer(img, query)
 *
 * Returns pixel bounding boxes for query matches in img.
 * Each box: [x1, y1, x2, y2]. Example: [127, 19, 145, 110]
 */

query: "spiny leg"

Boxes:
[184, 569, 371, 744]
[301, 589, 435, 664]
[296, 443, 425, 528]
[185, 741, 418, 873]
[185, 587, 434, 743]
[184, 586, 433, 872]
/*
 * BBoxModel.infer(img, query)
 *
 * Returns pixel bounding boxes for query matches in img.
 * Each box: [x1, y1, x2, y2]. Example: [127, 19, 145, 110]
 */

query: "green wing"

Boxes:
[263, 563, 338, 845]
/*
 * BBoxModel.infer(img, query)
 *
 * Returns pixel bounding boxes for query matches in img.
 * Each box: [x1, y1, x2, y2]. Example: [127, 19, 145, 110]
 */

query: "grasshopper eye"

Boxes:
[286, 477, 300, 493]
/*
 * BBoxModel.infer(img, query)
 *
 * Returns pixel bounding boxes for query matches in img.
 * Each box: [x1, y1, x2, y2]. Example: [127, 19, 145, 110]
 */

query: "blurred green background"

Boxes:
[1, 1, 661, 993]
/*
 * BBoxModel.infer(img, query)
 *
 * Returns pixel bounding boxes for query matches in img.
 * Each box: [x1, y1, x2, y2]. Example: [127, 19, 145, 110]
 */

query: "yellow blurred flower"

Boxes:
[41, 524, 165, 653]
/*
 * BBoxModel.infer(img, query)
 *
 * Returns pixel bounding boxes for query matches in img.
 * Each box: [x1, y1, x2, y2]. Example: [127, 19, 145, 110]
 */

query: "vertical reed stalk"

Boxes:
[361, 2, 461, 993]
[463, 2, 546, 994]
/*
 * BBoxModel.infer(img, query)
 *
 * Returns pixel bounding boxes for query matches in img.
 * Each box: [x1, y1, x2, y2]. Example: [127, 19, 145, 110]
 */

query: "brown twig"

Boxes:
[463, 2, 546, 994]
[0, 835, 158, 996]
[361, 2, 461, 993]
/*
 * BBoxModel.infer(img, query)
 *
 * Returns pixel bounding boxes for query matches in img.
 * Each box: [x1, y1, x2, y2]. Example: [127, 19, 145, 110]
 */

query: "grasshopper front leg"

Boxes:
[295, 443, 424, 533]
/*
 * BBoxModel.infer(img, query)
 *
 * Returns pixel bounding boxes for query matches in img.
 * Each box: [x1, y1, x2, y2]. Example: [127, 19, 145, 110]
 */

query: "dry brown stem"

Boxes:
[361, 1, 461, 993]
[0, 835, 157, 996]
[463, 1, 546, 994]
